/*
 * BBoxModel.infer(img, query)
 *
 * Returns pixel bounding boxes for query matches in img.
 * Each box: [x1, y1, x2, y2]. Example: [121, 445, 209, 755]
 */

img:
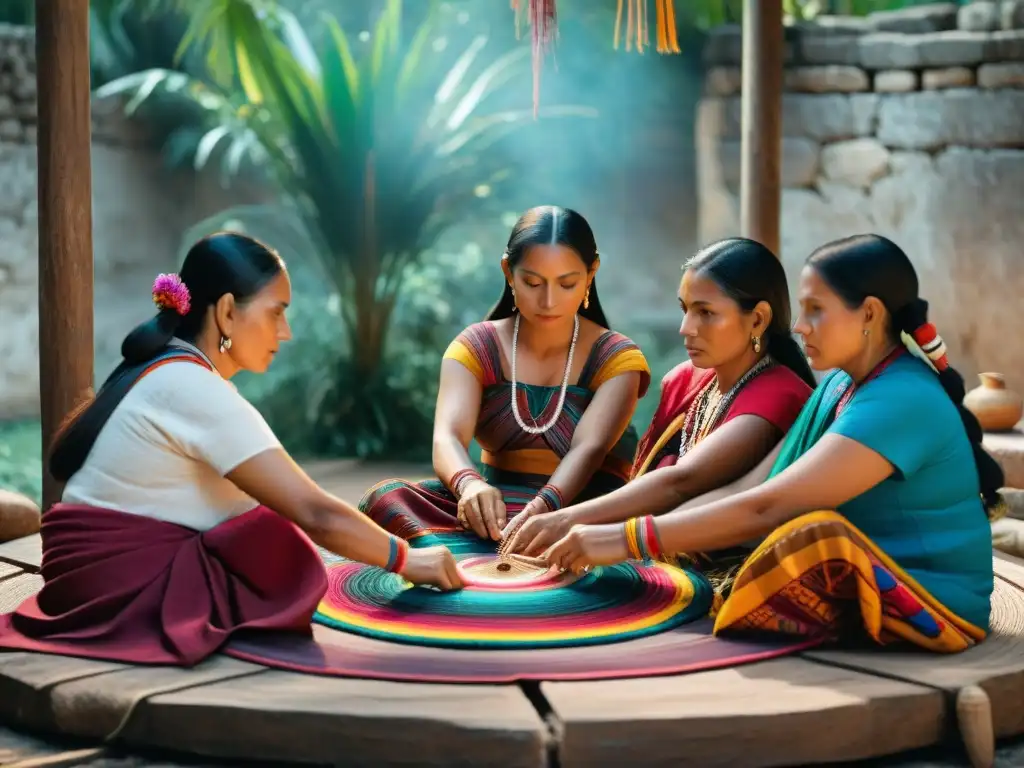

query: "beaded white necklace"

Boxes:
[510, 313, 580, 435]
[678, 354, 773, 459]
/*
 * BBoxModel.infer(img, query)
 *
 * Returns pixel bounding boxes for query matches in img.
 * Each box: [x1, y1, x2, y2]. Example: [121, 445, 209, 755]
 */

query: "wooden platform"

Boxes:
[2, 533, 1024, 768]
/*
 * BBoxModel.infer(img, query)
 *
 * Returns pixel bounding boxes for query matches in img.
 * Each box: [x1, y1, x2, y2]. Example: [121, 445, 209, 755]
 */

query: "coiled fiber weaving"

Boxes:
[224, 533, 818, 683]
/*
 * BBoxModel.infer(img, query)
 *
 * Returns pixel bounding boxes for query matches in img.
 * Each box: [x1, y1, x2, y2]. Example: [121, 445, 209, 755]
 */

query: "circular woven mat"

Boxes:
[313, 546, 712, 650]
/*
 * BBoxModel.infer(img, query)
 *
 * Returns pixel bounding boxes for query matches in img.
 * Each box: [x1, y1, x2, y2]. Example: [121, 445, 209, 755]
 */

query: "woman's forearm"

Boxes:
[304, 495, 398, 567]
[653, 489, 789, 555]
[542, 443, 609, 507]
[432, 433, 477, 488]
[671, 442, 781, 513]
[564, 468, 688, 525]
[564, 438, 783, 526]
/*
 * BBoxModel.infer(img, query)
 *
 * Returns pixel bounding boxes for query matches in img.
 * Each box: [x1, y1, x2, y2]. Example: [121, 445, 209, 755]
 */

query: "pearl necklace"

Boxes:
[510, 313, 579, 435]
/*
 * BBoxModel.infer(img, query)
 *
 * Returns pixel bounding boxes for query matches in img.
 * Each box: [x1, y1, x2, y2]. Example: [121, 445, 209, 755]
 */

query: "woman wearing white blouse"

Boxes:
[0, 231, 462, 667]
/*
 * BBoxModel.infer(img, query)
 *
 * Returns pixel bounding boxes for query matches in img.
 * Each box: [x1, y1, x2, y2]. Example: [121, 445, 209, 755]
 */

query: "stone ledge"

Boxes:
[979, 61, 1024, 87]
[704, 23, 1024, 69]
[984, 430, 1024, 489]
[869, 3, 959, 34]
[820, 138, 891, 189]
[958, 0, 1024, 32]
[922, 66, 976, 89]
[876, 69, 919, 92]
[715, 94, 880, 142]
[718, 137, 820, 188]
[876, 89, 1024, 150]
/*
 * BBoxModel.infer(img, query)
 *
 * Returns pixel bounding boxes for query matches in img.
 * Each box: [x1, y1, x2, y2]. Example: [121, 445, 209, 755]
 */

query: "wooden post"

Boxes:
[36, 0, 94, 509]
[739, 0, 784, 256]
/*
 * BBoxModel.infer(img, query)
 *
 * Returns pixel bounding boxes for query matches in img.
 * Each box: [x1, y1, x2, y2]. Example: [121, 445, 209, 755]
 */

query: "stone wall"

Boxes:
[697, 2, 1024, 392]
[0, 24, 257, 418]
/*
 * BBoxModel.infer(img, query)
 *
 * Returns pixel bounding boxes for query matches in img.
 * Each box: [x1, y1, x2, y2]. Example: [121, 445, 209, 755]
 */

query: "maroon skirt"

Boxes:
[0, 503, 327, 666]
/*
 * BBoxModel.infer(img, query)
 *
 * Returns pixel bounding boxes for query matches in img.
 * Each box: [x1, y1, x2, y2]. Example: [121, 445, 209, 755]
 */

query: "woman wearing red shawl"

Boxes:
[505, 239, 815, 594]
[0, 232, 461, 667]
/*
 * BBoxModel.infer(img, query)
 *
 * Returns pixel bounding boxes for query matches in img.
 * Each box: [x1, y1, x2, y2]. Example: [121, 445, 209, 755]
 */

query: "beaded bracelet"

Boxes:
[624, 515, 664, 564]
[384, 536, 409, 574]
[536, 483, 565, 512]
[448, 468, 484, 499]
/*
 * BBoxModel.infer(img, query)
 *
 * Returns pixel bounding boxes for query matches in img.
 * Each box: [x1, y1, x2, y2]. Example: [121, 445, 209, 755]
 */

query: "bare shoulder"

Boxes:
[577, 316, 614, 349]
[487, 317, 514, 341]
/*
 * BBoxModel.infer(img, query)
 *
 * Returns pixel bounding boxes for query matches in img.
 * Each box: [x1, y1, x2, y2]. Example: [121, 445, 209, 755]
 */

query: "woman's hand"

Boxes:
[400, 545, 464, 590]
[544, 523, 631, 574]
[504, 509, 572, 557]
[457, 480, 507, 540]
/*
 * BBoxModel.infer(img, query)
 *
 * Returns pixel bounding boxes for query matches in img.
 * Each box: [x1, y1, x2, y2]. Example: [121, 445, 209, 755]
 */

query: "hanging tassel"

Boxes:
[614, 0, 680, 55]
[511, 0, 525, 39]
[625, 0, 634, 51]
[532, 0, 557, 118]
[661, 0, 681, 53]
[511, 0, 557, 117]
[638, 0, 648, 54]
[656, 0, 667, 52]
[613, 0, 624, 50]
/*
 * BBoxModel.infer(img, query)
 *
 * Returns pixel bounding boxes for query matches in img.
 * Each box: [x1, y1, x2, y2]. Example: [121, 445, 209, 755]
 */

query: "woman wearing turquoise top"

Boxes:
[543, 234, 1004, 652]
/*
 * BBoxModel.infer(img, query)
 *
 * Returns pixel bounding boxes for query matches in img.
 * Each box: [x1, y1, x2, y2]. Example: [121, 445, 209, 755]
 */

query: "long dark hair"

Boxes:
[808, 233, 1004, 510]
[485, 206, 611, 328]
[685, 237, 817, 388]
[49, 232, 285, 483]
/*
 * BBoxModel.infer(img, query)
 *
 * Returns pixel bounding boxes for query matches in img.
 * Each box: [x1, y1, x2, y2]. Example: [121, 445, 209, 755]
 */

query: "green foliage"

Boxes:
[97, 0, 591, 458]
[0, 1, 32, 25]
[187, 202, 508, 460]
[0, 421, 42, 504]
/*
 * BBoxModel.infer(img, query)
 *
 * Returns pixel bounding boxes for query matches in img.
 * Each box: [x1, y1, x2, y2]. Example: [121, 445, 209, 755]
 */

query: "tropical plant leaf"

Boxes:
[104, 0, 592, 384]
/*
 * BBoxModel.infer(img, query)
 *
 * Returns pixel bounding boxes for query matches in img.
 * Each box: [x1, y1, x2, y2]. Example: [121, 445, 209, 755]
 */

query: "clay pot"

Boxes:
[964, 372, 1023, 433]
[0, 489, 40, 543]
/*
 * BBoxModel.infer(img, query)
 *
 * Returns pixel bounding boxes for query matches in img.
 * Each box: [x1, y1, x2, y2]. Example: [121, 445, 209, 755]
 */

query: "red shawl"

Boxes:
[0, 503, 327, 666]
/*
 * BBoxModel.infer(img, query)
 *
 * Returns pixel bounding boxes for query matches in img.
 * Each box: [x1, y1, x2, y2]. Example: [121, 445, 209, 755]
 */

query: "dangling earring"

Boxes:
[752, 335, 761, 354]
[219, 335, 232, 354]
[511, 287, 518, 312]
[583, 286, 591, 310]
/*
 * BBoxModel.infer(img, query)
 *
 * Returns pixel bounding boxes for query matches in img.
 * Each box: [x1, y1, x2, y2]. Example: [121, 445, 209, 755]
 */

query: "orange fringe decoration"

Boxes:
[614, 0, 680, 54]
[511, 0, 680, 114]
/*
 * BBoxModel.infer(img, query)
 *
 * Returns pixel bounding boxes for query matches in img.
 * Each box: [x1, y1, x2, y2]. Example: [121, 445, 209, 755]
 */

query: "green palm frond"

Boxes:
[106, 0, 593, 377]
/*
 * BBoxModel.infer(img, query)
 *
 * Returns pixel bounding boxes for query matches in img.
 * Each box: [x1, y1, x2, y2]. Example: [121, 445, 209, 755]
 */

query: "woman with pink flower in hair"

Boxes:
[0, 231, 462, 667]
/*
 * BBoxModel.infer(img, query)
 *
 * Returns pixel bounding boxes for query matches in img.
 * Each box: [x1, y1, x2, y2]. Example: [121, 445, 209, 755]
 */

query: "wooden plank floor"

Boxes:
[130, 671, 547, 767]
[541, 657, 944, 768]
[0, 532, 42, 572]
[807, 554, 1024, 739]
[0, 547, 947, 768]
[0, 456, 1020, 767]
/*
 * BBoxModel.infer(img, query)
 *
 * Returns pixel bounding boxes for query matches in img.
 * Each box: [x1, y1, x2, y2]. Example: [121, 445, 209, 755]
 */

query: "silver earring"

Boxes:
[863, 329, 870, 337]
[219, 336, 232, 353]
[752, 335, 761, 354]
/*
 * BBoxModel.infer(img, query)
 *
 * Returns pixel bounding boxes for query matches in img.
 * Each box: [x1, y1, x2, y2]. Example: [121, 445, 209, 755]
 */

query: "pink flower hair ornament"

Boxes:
[152, 273, 191, 316]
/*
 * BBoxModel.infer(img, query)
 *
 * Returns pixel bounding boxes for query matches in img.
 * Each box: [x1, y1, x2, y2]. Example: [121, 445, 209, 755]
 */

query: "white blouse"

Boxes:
[62, 349, 281, 531]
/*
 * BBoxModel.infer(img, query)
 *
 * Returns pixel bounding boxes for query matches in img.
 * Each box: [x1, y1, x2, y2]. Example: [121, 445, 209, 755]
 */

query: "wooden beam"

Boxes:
[35, 0, 94, 509]
[739, 0, 784, 256]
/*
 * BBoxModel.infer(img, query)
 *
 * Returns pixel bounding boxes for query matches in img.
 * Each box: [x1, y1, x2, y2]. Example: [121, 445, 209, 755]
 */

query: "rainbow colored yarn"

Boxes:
[313, 534, 711, 650]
